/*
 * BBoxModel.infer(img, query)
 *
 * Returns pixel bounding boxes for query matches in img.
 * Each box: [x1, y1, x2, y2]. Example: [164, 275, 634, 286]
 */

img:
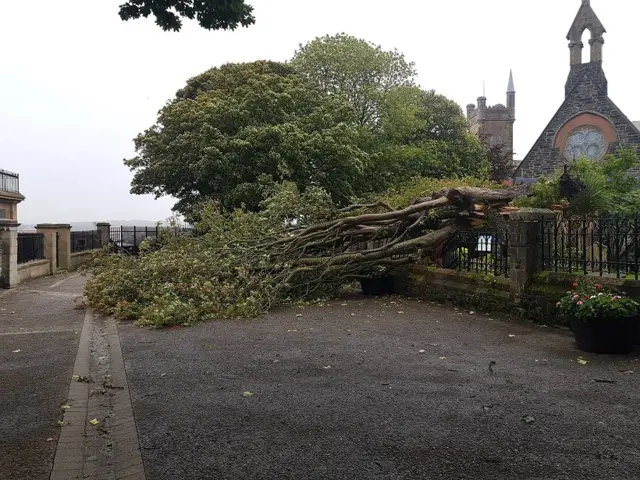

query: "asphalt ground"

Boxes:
[118, 295, 640, 480]
[0, 273, 85, 480]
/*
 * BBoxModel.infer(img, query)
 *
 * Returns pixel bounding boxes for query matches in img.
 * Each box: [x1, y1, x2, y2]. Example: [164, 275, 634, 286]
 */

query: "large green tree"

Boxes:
[291, 34, 417, 128]
[291, 36, 490, 185]
[361, 86, 490, 189]
[125, 61, 368, 214]
[118, 0, 255, 31]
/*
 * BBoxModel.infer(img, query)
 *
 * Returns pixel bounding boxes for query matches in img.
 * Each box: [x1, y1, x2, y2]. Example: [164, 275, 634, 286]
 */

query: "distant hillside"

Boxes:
[18, 220, 167, 232]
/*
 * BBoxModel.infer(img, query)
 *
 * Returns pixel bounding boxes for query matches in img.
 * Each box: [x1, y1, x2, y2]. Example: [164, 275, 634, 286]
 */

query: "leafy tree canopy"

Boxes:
[291, 34, 417, 128]
[119, 0, 255, 32]
[125, 61, 368, 214]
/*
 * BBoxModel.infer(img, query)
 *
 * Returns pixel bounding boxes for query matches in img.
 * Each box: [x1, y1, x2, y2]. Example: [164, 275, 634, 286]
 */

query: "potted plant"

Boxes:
[557, 282, 639, 354]
[358, 265, 393, 296]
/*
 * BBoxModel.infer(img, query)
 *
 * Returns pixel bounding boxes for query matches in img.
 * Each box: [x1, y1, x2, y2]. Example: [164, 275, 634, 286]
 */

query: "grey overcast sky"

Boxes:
[1, 0, 637, 224]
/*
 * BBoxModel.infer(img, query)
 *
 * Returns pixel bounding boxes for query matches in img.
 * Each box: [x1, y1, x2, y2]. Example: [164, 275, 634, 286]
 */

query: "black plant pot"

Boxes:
[359, 277, 393, 296]
[569, 315, 640, 354]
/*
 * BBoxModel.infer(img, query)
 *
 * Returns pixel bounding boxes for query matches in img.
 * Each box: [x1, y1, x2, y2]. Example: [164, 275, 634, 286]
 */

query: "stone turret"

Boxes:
[466, 72, 516, 161]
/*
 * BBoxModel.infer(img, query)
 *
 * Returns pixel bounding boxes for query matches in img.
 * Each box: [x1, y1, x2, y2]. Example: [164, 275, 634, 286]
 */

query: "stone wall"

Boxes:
[391, 267, 640, 326]
[391, 265, 513, 314]
[17, 259, 51, 284]
[70, 251, 95, 271]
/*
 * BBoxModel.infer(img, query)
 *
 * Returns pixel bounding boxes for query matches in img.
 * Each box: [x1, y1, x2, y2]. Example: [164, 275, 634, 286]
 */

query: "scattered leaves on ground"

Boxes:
[418, 350, 426, 354]
[12, 349, 20, 353]
[243, 391, 254, 398]
[61, 404, 72, 410]
[577, 357, 589, 365]
[522, 415, 536, 424]
[89, 418, 100, 426]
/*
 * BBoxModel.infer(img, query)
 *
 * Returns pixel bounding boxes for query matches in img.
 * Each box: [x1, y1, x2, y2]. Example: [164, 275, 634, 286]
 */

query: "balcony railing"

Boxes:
[0, 169, 19, 193]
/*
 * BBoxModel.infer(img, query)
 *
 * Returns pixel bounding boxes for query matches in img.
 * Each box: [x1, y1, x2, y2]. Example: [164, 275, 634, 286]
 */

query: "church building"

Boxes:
[466, 71, 516, 166]
[514, 0, 640, 181]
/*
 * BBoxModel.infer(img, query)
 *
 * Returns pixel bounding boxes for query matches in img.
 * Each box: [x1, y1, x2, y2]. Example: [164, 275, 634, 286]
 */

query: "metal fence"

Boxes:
[438, 230, 510, 278]
[18, 233, 45, 264]
[541, 216, 640, 279]
[71, 230, 101, 253]
[109, 226, 200, 254]
[0, 169, 19, 193]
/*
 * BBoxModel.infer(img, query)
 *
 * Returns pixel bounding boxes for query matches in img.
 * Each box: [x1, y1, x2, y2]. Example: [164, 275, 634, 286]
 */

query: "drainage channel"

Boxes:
[50, 310, 145, 480]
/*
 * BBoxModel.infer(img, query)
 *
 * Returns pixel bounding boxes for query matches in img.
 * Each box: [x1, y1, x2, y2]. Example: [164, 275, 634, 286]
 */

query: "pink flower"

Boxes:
[595, 284, 601, 289]
[573, 282, 579, 288]
[577, 301, 584, 306]
[556, 301, 561, 307]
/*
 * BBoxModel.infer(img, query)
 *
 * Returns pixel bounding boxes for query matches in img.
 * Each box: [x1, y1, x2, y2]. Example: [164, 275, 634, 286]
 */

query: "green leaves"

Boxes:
[126, 61, 368, 214]
[118, 0, 255, 32]
[516, 148, 640, 216]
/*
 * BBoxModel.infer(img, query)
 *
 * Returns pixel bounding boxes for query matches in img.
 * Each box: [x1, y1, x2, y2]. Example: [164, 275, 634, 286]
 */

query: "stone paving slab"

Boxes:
[0, 274, 85, 480]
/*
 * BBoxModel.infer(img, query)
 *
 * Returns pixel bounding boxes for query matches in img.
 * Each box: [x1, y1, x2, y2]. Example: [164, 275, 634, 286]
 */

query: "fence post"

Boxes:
[0, 220, 19, 288]
[506, 209, 555, 305]
[36, 224, 72, 272]
[96, 222, 111, 248]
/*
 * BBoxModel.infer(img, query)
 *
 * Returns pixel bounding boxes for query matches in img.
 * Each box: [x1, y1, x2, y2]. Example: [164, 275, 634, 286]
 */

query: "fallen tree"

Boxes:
[84, 183, 530, 327]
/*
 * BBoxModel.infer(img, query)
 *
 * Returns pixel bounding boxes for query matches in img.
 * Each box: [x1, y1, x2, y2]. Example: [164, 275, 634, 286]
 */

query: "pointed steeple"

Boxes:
[507, 70, 515, 93]
[506, 71, 516, 116]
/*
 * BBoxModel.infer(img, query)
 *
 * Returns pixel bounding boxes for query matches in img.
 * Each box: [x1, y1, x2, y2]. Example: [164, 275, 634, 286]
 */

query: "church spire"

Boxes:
[506, 70, 515, 115]
[507, 70, 515, 93]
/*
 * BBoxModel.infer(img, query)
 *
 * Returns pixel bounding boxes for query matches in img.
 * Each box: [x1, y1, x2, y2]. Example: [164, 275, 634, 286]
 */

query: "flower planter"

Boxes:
[359, 277, 393, 296]
[569, 315, 640, 354]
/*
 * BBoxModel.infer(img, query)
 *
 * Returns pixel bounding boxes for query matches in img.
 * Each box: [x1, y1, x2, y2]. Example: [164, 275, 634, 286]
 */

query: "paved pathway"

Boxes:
[0, 273, 144, 480]
[119, 296, 640, 480]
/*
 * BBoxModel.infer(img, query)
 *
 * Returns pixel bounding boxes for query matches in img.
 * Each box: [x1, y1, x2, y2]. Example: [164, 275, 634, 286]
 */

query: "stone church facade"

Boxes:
[514, 0, 640, 181]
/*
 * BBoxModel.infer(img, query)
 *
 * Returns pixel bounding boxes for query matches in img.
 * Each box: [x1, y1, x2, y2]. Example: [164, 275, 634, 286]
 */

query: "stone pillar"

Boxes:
[569, 41, 583, 66]
[36, 224, 72, 272]
[589, 36, 604, 62]
[0, 220, 19, 288]
[96, 222, 111, 247]
[507, 209, 555, 304]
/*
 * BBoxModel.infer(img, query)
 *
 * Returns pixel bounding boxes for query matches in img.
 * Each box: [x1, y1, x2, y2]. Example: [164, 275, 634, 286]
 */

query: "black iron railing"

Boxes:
[438, 230, 510, 278]
[0, 169, 19, 193]
[71, 230, 101, 253]
[109, 226, 200, 254]
[18, 233, 45, 264]
[541, 216, 640, 279]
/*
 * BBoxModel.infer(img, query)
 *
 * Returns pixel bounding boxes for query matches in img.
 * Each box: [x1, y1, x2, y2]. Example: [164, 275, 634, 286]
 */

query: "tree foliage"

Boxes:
[291, 34, 417, 128]
[85, 181, 524, 327]
[514, 148, 640, 216]
[125, 61, 368, 214]
[126, 38, 493, 215]
[118, 0, 255, 32]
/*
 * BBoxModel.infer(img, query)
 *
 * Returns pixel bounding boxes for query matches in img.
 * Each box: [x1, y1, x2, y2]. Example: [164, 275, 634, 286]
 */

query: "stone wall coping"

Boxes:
[71, 250, 98, 257]
[17, 258, 49, 270]
[0, 191, 25, 203]
[0, 220, 19, 227]
[506, 208, 556, 221]
[95, 222, 111, 227]
[36, 223, 72, 229]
